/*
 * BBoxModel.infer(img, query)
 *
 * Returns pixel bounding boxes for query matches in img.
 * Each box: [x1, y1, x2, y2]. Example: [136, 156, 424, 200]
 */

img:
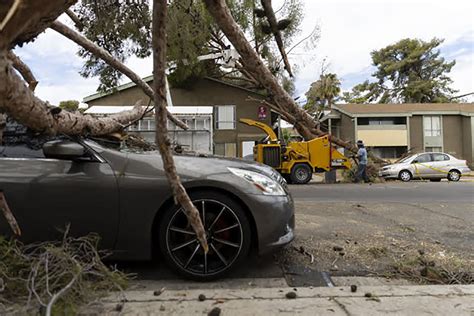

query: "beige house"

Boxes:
[83, 77, 272, 157]
[330, 103, 474, 164]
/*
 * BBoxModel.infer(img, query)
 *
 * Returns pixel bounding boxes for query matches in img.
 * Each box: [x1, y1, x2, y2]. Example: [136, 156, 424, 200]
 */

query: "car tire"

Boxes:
[398, 170, 412, 182]
[290, 164, 312, 184]
[158, 191, 251, 281]
[447, 170, 461, 182]
[429, 178, 442, 182]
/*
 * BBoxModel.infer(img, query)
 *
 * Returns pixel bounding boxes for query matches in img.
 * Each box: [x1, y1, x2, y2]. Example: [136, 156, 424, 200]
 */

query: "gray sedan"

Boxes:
[379, 152, 471, 182]
[0, 136, 294, 280]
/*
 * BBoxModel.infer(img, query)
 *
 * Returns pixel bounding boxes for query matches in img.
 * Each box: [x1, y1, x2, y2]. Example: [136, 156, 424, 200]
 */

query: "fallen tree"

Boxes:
[203, 0, 384, 163]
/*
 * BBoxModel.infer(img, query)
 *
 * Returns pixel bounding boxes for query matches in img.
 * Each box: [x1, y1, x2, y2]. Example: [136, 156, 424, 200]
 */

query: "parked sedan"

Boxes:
[379, 152, 471, 182]
[0, 136, 294, 280]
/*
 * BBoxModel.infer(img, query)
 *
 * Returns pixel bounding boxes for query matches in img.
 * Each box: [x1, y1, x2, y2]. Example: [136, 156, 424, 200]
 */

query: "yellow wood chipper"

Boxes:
[240, 118, 352, 184]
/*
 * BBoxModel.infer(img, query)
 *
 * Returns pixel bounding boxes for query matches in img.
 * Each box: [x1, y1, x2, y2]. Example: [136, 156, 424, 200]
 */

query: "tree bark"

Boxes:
[7, 50, 38, 91]
[0, 190, 21, 236]
[0, 52, 146, 136]
[50, 21, 189, 131]
[152, 0, 208, 252]
[260, 0, 293, 77]
[0, 0, 78, 49]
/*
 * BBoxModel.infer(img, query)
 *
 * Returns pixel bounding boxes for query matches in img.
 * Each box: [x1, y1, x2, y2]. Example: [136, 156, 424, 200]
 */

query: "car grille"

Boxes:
[263, 147, 281, 168]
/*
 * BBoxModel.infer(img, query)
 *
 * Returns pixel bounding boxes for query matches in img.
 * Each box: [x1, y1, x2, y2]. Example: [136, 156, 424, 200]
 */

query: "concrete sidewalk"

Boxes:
[94, 284, 474, 315]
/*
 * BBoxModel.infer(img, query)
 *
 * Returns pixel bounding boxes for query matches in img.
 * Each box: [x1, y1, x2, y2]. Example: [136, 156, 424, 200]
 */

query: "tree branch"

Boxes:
[50, 20, 189, 130]
[260, 0, 293, 77]
[0, 52, 146, 136]
[7, 50, 38, 91]
[65, 9, 83, 31]
[0, 190, 21, 236]
[153, 0, 208, 252]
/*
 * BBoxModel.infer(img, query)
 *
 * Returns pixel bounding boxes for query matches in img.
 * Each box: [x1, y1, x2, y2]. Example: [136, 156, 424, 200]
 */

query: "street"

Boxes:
[123, 181, 474, 289]
[290, 181, 474, 203]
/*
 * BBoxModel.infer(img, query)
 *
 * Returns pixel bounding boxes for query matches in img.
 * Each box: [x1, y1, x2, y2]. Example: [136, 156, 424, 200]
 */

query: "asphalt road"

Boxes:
[289, 181, 474, 203]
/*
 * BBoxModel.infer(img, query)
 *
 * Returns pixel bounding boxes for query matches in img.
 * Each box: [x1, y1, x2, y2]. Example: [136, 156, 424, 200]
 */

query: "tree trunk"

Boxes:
[50, 21, 189, 131]
[0, 52, 146, 136]
[152, 0, 208, 252]
[0, 0, 78, 49]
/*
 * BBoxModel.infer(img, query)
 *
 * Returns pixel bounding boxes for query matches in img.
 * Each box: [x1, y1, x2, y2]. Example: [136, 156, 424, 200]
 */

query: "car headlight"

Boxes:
[228, 167, 286, 196]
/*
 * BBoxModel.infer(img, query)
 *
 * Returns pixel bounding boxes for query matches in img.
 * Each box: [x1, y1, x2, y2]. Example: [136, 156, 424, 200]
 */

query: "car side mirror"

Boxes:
[43, 140, 85, 160]
[412, 160, 418, 164]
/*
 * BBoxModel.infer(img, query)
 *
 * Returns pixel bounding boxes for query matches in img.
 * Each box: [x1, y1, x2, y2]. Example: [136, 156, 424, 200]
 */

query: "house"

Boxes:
[83, 76, 273, 157]
[330, 103, 474, 164]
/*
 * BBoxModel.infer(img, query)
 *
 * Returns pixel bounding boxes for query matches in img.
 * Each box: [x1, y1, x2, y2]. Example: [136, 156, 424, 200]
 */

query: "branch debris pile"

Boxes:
[0, 232, 129, 315]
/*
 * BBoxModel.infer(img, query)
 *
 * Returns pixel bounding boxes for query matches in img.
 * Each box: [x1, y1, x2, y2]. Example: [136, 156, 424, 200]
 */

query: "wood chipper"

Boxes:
[240, 118, 352, 184]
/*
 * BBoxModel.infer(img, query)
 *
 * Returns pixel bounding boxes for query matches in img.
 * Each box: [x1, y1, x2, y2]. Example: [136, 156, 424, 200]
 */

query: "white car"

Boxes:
[379, 152, 471, 182]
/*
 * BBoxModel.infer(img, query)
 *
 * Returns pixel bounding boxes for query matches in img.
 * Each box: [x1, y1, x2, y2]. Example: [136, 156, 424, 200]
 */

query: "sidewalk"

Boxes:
[94, 284, 474, 315]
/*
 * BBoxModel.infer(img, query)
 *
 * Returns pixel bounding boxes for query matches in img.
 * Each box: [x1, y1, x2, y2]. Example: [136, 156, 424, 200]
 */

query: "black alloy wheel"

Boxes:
[290, 164, 312, 184]
[158, 191, 251, 281]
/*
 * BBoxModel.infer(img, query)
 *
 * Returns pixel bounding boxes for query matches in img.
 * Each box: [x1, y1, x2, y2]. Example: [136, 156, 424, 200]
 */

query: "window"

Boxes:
[371, 146, 407, 159]
[215, 105, 236, 130]
[358, 117, 406, 125]
[432, 153, 450, 161]
[415, 154, 432, 163]
[423, 116, 441, 137]
[225, 143, 237, 157]
[425, 146, 442, 153]
[214, 142, 237, 157]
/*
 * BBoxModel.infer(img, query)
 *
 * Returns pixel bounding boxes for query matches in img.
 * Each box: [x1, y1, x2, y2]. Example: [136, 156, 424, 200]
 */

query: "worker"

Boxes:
[355, 140, 370, 183]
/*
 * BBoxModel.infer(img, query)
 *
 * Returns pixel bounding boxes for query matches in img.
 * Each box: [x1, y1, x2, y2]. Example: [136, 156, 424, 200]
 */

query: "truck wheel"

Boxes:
[290, 164, 312, 184]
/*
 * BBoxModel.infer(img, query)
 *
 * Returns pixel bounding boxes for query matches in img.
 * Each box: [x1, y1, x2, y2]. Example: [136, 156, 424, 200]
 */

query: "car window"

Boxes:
[415, 154, 432, 163]
[399, 154, 416, 163]
[0, 118, 72, 159]
[432, 153, 450, 161]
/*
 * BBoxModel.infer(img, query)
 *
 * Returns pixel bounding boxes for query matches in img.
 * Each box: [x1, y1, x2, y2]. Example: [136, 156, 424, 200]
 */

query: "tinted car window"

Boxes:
[0, 118, 60, 159]
[432, 153, 450, 161]
[415, 154, 432, 163]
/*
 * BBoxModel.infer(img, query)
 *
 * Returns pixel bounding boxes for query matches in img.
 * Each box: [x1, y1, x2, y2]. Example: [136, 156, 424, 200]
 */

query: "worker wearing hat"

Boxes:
[355, 140, 370, 183]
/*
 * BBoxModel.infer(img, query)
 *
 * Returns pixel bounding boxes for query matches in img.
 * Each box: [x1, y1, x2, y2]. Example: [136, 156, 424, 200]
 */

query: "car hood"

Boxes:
[381, 162, 409, 170]
[142, 151, 279, 179]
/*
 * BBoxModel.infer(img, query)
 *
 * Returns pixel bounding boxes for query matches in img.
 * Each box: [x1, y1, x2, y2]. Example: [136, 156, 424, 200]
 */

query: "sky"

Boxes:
[13, 0, 474, 105]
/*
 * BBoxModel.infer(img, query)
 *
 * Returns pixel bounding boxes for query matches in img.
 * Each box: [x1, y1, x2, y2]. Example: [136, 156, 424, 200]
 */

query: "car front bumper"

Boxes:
[379, 169, 399, 178]
[245, 193, 295, 255]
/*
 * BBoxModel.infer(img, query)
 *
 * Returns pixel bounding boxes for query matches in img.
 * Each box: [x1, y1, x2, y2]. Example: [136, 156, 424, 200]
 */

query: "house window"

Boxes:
[423, 116, 441, 137]
[425, 146, 442, 153]
[371, 146, 407, 159]
[214, 143, 237, 157]
[358, 117, 406, 125]
[215, 105, 236, 130]
[225, 143, 237, 157]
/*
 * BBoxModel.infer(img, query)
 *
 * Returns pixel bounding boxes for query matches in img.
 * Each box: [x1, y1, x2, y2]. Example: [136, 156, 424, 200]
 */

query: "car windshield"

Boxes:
[398, 154, 416, 163]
